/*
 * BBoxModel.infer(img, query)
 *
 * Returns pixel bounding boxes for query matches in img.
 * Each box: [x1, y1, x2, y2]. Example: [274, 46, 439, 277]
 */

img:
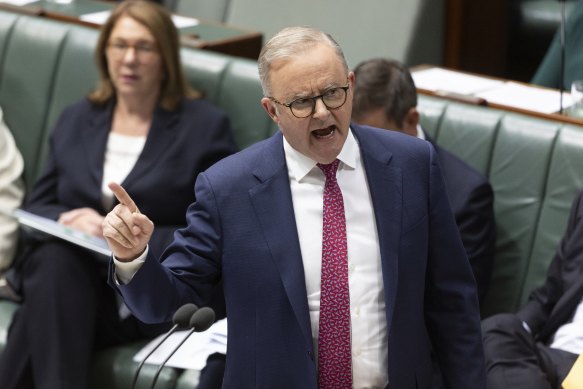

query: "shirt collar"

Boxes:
[283, 128, 359, 182]
[416, 124, 426, 140]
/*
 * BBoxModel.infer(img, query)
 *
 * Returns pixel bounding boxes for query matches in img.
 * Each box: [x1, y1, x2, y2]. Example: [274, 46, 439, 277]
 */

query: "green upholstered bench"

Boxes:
[4, 6, 583, 388]
[419, 95, 583, 317]
[0, 8, 275, 388]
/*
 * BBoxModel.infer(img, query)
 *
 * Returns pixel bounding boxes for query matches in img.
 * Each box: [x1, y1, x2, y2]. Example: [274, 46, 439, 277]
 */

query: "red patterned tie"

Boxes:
[317, 159, 352, 389]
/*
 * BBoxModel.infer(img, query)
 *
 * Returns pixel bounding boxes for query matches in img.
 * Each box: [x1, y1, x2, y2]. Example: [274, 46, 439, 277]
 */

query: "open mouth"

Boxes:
[311, 125, 336, 139]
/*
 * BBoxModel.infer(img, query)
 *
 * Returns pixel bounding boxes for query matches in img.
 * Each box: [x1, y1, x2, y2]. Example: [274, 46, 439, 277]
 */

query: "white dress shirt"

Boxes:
[284, 129, 388, 388]
[550, 295, 583, 355]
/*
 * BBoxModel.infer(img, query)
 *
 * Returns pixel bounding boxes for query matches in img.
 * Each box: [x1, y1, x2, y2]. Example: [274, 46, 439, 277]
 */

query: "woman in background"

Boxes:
[0, 2, 236, 388]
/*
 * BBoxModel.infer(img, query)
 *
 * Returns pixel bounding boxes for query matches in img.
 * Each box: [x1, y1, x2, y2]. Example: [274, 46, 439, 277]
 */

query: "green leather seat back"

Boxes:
[436, 104, 501, 176]
[181, 48, 231, 105]
[45, 26, 99, 133]
[36, 26, 100, 181]
[0, 15, 69, 190]
[90, 341, 179, 389]
[0, 301, 18, 352]
[482, 115, 560, 315]
[0, 12, 19, 67]
[175, 369, 200, 388]
[215, 59, 273, 149]
[520, 125, 583, 303]
[417, 95, 447, 139]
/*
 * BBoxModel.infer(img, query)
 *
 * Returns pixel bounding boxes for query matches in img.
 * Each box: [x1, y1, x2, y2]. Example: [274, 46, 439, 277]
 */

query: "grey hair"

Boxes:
[258, 26, 349, 96]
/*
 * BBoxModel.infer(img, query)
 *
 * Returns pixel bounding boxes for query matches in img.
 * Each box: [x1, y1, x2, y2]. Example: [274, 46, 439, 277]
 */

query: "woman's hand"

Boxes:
[59, 207, 104, 237]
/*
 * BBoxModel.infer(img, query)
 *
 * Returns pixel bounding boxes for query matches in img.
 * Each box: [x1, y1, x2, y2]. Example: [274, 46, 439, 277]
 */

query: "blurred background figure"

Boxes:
[0, 1, 236, 388]
[0, 106, 24, 277]
[352, 58, 496, 306]
[531, 0, 583, 90]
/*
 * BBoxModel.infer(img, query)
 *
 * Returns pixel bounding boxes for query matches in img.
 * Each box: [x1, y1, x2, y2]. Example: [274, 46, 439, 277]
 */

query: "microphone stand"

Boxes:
[130, 324, 179, 389]
[559, 0, 567, 114]
[149, 327, 198, 389]
[149, 307, 216, 389]
[131, 303, 198, 389]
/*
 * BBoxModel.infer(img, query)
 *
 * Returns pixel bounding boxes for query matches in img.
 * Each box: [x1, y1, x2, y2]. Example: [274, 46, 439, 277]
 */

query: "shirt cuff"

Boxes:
[113, 246, 148, 285]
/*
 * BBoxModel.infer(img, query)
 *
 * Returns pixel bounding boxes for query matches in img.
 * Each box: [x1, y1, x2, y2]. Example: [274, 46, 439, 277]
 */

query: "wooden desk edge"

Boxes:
[413, 65, 583, 126]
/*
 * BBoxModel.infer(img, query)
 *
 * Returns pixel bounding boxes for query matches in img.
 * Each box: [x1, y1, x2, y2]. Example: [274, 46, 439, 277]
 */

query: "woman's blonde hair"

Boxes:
[89, 0, 200, 110]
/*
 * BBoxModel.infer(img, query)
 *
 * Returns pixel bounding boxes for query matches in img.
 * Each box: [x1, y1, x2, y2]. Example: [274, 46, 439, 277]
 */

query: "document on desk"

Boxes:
[79, 10, 111, 25]
[79, 10, 199, 28]
[133, 318, 228, 370]
[13, 209, 112, 258]
[0, 0, 38, 5]
[412, 68, 504, 96]
[474, 82, 574, 114]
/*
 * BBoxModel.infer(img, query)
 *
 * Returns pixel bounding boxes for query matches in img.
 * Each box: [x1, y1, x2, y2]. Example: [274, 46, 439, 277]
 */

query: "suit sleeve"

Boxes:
[517, 190, 583, 335]
[456, 179, 496, 304]
[112, 172, 223, 324]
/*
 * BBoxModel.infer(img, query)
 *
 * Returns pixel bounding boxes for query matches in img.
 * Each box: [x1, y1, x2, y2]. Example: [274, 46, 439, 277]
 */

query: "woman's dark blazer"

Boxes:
[25, 97, 238, 259]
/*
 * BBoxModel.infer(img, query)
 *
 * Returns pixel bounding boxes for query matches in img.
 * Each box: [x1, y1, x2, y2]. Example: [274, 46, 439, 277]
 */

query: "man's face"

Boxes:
[261, 43, 354, 164]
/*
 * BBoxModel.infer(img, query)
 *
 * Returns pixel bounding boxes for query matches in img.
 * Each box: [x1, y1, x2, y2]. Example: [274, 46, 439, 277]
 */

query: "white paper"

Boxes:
[475, 82, 574, 114]
[133, 318, 227, 370]
[412, 68, 504, 96]
[171, 14, 199, 28]
[78, 11, 199, 28]
[0, 0, 38, 5]
[79, 10, 111, 25]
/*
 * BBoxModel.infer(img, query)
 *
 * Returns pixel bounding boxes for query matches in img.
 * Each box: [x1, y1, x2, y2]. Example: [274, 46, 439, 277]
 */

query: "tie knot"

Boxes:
[317, 159, 340, 181]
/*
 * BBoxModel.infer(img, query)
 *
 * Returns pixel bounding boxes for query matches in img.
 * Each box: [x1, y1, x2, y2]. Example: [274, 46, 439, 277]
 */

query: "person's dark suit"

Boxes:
[112, 123, 486, 388]
[482, 190, 583, 388]
[427, 133, 496, 305]
[0, 97, 236, 389]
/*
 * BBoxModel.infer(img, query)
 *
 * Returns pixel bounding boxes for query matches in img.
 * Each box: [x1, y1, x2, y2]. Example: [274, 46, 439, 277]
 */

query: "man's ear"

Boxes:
[261, 97, 280, 124]
[402, 107, 420, 136]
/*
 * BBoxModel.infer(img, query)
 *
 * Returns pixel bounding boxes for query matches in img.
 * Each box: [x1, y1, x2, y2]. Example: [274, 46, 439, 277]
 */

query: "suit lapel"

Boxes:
[81, 102, 112, 189]
[352, 125, 403, 336]
[122, 105, 179, 189]
[249, 133, 313, 347]
[248, 128, 405, 347]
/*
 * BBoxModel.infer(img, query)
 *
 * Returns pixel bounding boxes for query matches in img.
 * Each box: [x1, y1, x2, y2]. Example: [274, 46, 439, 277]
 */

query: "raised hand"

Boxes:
[102, 182, 154, 262]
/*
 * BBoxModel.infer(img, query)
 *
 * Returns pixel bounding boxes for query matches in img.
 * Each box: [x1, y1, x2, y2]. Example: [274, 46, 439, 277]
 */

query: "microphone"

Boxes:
[149, 307, 216, 389]
[130, 303, 198, 389]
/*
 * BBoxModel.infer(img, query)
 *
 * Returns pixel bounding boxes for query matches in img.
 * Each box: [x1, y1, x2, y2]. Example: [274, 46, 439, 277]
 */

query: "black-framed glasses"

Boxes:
[269, 84, 350, 118]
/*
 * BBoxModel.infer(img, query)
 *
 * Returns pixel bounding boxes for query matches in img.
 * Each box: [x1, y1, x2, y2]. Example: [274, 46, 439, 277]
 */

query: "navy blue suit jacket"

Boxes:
[429, 135, 496, 305]
[518, 190, 583, 343]
[114, 124, 485, 388]
[26, 97, 237, 259]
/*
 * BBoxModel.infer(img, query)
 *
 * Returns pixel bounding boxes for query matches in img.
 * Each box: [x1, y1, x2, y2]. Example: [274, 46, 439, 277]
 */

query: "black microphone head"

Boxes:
[173, 303, 198, 328]
[189, 306, 215, 332]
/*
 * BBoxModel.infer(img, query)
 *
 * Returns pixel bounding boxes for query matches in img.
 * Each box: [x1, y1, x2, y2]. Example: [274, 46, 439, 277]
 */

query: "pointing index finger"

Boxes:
[108, 182, 140, 213]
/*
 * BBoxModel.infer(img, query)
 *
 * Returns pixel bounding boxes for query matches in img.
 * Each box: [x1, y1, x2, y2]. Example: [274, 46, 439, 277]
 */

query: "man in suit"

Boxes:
[351, 58, 496, 306]
[104, 26, 485, 388]
[482, 190, 583, 388]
